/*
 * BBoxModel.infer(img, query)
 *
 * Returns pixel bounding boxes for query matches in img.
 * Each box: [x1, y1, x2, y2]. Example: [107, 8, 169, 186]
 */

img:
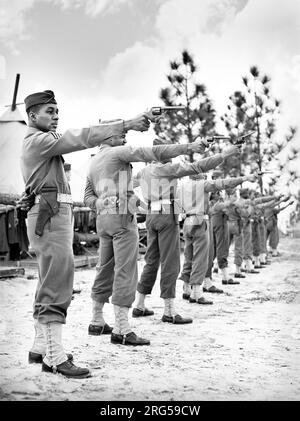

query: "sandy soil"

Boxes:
[0, 236, 299, 401]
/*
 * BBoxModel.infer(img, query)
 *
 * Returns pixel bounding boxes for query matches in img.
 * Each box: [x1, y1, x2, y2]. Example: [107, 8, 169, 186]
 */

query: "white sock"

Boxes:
[191, 285, 203, 300]
[221, 267, 228, 280]
[203, 277, 213, 289]
[164, 298, 176, 317]
[30, 319, 46, 355]
[260, 253, 266, 264]
[135, 292, 146, 311]
[91, 301, 105, 326]
[235, 265, 241, 274]
[42, 322, 68, 367]
[245, 259, 253, 271]
[183, 282, 192, 295]
[113, 305, 131, 335]
[254, 256, 260, 266]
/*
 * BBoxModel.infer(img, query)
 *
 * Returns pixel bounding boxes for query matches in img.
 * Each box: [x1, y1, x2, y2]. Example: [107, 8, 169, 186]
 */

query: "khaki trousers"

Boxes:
[27, 203, 74, 324]
[137, 213, 180, 299]
[180, 220, 209, 286]
[91, 214, 139, 307]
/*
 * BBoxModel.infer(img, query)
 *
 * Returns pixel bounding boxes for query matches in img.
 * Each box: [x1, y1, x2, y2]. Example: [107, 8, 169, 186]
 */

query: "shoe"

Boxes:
[161, 314, 193, 324]
[132, 308, 154, 318]
[182, 293, 190, 300]
[254, 265, 263, 269]
[241, 268, 247, 272]
[197, 297, 213, 305]
[29, 351, 73, 364]
[111, 331, 150, 346]
[72, 287, 82, 294]
[234, 273, 246, 278]
[203, 285, 223, 294]
[88, 323, 113, 336]
[222, 278, 240, 285]
[189, 297, 197, 303]
[245, 269, 259, 274]
[213, 268, 218, 273]
[42, 360, 91, 378]
[265, 260, 271, 265]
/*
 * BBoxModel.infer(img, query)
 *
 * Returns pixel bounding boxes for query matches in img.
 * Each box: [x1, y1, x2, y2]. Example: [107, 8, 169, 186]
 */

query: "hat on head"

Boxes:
[211, 169, 223, 179]
[24, 90, 57, 112]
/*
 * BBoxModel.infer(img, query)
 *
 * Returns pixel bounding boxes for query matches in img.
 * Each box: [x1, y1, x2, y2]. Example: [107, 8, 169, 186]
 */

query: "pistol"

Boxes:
[150, 106, 186, 116]
[257, 171, 274, 176]
[206, 135, 231, 143]
[234, 131, 256, 145]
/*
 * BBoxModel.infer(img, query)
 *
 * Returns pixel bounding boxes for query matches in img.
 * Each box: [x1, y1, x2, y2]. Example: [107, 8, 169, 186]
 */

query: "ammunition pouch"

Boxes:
[35, 187, 59, 236]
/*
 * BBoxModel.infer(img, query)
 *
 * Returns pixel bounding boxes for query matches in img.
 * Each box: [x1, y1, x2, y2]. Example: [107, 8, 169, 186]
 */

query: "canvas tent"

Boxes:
[0, 105, 27, 195]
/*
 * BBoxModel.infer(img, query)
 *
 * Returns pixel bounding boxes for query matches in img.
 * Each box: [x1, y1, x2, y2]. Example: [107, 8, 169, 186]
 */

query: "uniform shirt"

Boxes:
[250, 196, 276, 221]
[178, 177, 246, 225]
[85, 143, 192, 213]
[136, 154, 224, 209]
[21, 122, 124, 195]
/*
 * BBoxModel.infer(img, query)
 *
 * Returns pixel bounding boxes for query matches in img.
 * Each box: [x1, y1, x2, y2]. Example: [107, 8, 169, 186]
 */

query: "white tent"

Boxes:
[0, 106, 27, 195]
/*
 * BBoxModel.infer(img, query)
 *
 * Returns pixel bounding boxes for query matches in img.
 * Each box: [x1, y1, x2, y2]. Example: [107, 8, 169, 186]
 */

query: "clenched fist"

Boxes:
[124, 114, 151, 132]
[187, 138, 209, 154]
[222, 145, 240, 158]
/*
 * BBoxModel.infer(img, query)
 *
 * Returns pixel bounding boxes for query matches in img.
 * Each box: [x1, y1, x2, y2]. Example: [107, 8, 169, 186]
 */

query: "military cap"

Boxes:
[24, 90, 57, 112]
[211, 169, 223, 179]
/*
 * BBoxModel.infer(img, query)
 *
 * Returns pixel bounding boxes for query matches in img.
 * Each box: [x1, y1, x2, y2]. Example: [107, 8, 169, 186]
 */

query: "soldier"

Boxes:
[265, 195, 292, 256]
[178, 172, 255, 303]
[239, 188, 259, 274]
[21, 89, 150, 378]
[205, 188, 240, 285]
[250, 192, 278, 268]
[84, 134, 209, 344]
[133, 143, 240, 321]
[225, 185, 260, 279]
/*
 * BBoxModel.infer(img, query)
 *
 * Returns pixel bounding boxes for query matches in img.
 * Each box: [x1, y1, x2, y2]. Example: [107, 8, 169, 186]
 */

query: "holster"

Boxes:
[35, 187, 59, 236]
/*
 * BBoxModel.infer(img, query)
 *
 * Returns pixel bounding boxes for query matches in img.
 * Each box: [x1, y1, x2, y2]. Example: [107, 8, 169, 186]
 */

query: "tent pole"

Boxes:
[11, 74, 20, 111]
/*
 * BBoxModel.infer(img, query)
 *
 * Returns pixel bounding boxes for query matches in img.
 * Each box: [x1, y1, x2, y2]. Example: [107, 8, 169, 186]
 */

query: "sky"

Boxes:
[1, 0, 300, 200]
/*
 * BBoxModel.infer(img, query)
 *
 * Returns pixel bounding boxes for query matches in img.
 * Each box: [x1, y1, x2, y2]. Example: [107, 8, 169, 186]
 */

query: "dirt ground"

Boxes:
[0, 236, 299, 401]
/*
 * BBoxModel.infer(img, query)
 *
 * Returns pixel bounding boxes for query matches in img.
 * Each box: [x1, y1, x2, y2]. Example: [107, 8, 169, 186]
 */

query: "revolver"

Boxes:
[234, 131, 256, 145]
[150, 106, 186, 116]
[206, 135, 231, 143]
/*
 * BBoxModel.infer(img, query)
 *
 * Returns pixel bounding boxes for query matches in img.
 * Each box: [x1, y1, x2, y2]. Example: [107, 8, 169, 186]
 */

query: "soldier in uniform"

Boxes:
[205, 188, 240, 285]
[239, 188, 259, 274]
[133, 143, 239, 321]
[250, 192, 278, 268]
[265, 195, 292, 256]
[84, 134, 209, 344]
[178, 171, 255, 302]
[225, 186, 259, 279]
[21, 90, 150, 378]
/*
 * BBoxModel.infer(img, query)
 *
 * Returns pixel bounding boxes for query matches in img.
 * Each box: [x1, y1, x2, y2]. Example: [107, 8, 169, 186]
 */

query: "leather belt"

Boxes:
[186, 214, 209, 220]
[149, 200, 172, 212]
[35, 193, 73, 204]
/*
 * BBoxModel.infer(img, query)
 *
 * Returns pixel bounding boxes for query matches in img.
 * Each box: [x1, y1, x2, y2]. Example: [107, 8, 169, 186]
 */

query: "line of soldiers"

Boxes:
[20, 90, 293, 379]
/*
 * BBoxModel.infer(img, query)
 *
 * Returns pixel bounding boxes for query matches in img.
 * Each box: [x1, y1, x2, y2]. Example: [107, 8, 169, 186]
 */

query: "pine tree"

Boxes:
[222, 65, 299, 194]
[155, 50, 216, 161]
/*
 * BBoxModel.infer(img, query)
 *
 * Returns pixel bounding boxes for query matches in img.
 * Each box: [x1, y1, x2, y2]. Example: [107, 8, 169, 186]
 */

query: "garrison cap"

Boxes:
[211, 169, 223, 179]
[24, 90, 57, 112]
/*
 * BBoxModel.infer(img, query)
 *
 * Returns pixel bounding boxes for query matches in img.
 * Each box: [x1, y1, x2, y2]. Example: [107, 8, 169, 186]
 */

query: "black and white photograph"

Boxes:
[0, 0, 299, 407]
